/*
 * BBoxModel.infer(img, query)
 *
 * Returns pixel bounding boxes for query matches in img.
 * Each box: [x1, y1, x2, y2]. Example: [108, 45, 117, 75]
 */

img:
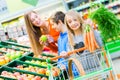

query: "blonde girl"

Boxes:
[60, 10, 103, 78]
[64, 10, 102, 54]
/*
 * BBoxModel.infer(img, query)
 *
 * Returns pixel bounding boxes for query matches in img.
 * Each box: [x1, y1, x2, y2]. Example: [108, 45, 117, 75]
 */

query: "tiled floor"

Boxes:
[107, 51, 120, 79]
[109, 52, 120, 75]
[112, 58, 120, 74]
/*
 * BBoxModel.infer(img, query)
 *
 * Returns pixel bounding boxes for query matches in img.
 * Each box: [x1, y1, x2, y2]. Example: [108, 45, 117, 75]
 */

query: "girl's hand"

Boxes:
[60, 64, 66, 70]
[60, 51, 68, 58]
[84, 19, 93, 27]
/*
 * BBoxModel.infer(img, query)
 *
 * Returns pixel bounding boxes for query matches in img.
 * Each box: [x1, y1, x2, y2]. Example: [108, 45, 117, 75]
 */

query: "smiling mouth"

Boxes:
[38, 21, 42, 26]
[72, 26, 77, 28]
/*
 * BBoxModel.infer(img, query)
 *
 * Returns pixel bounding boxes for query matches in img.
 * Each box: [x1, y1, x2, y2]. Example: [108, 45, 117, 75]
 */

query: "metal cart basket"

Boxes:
[47, 47, 118, 80]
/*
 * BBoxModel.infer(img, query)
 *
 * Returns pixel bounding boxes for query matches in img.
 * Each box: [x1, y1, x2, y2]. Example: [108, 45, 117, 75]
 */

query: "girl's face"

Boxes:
[51, 20, 61, 32]
[29, 12, 43, 27]
[66, 15, 81, 31]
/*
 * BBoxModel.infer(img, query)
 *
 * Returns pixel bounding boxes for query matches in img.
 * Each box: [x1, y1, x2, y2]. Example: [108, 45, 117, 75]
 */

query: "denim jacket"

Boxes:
[58, 32, 79, 78]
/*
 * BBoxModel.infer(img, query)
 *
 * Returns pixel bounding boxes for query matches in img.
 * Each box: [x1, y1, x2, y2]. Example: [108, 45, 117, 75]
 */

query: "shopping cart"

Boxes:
[46, 47, 118, 80]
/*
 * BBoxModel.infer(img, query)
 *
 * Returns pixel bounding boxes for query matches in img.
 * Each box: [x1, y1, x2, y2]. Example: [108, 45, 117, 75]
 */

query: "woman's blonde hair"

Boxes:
[64, 10, 84, 50]
[24, 11, 43, 56]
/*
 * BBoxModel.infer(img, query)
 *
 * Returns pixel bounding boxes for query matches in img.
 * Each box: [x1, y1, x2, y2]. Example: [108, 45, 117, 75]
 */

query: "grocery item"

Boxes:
[90, 6, 120, 42]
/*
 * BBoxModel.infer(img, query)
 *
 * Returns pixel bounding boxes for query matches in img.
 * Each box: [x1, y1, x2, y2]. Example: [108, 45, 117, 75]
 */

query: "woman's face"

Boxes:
[29, 12, 43, 27]
[66, 15, 81, 31]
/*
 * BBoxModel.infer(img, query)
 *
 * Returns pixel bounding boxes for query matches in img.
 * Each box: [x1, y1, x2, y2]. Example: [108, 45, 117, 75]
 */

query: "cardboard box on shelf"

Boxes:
[22, 26, 27, 35]
[0, 29, 7, 41]
[0, 29, 5, 35]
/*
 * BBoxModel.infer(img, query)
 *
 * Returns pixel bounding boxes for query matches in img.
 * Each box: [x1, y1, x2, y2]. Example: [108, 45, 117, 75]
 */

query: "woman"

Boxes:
[24, 11, 59, 56]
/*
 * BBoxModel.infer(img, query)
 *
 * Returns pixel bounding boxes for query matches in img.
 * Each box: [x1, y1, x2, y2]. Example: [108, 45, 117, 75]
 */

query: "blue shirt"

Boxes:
[57, 32, 79, 78]
[58, 32, 68, 62]
[58, 32, 68, 54]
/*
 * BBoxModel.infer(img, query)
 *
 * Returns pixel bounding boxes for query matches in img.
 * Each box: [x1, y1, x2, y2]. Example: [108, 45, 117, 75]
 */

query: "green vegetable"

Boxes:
[85, 24, 91, 32]
[89, 6, 120, 42]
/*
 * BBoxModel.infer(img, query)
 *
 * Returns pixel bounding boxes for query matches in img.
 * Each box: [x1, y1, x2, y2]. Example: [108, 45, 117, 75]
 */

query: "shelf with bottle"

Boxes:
[105, 0, 120, 8]
[73, 0, 109, 11]
[62, 0, 109, 11]
[63, 0, 120, 13]
[111, 8, 120, 14]
[80, 0, 120, 17]
[1, 16, 27, 40]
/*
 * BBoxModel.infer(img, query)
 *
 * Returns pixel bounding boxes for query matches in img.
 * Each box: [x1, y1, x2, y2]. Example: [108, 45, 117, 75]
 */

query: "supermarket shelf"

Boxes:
[105, 0, 120, 14]
[105, 0, 120, 8]
[112, 8, 120, 14]
[79, 0, 120, 15]
[0, 41, 30, 48]
[73, 0, 108, 11]
[65, 0, 76, 4]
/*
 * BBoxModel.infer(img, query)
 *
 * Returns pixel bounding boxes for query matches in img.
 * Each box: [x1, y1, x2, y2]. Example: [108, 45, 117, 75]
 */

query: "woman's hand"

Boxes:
[39, 39, 45, 45]
[39, 35, 54, 46]
[47, 35, 54, 43]
[60, 51, 68, 58]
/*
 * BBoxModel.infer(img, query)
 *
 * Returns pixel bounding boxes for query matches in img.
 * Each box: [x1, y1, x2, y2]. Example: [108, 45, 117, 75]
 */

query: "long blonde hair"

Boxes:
[24, 11, 43, 56]
[65, 10, 85, 50]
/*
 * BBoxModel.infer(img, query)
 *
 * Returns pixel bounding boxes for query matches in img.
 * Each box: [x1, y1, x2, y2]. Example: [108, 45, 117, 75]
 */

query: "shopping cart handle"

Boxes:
[50, 47, 86, 60]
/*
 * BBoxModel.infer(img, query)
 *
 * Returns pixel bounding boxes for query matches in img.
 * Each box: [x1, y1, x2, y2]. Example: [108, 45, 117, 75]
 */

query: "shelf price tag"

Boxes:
[0, 0, 9, 15]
